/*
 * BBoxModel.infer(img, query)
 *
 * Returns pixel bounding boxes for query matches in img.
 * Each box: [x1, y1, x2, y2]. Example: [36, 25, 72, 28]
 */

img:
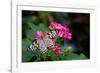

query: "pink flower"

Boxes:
[64, 33, 72, 40]
[49, 22, 62, 30]
[54, 44, 61, 55]
[64, 26, 70, 33]
[35, 31, 43, 39]
[49, 22, 72, 40]
[58, 25, 72, 40]
[58, 30, 64, 37]
[67, 33, 72, 40]
[58, 26, 67, 37]
[64, 33, 68, 39]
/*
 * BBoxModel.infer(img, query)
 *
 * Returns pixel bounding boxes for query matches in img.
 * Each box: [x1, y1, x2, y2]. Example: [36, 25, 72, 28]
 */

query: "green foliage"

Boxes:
[26, 30, 35, 41]
[22, 44, 87, 62]
[63, 53, 87, 60]
[22, 39, 33, 62]
[22, 39, 31, 51]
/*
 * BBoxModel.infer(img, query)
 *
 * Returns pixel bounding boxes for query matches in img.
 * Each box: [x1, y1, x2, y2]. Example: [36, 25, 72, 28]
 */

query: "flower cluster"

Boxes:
[49, 22, 72, 40]
[48, 22, 72, 55]
[28, 21, 72, 56]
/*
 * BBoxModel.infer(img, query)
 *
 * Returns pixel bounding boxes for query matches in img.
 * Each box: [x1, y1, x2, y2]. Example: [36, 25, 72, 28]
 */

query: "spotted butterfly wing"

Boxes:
[28, 38, 48, 53]
[37, 39, 48, 53]
[43, 34, 54, 49]
[49, 30, 58, 39]
[27, 39, 38, 51]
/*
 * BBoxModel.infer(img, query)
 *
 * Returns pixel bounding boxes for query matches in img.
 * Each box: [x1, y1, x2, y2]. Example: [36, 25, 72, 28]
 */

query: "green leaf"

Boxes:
[26, 30, 35, 41]
[22, 38, 32, 51]
[27, 22, 36, 31]
[38, 23, 49, 31]
[22, 39, 34, 62]
[63, 53, 87, 60]
[22, 51, 34, 62]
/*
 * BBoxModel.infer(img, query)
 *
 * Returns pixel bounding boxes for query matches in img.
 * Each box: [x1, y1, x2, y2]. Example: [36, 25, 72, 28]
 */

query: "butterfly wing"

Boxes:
[49, 30, 58, 39]
[38, 39, 48, 53]
[43, 34, 54, 49]
[27, 39, 38, 52]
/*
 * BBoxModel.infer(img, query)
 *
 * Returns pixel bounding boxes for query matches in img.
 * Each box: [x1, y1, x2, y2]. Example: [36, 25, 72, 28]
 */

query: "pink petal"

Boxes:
[35, 31, 43, 39]
[67, 33, 72, 40]
[58, 31, 64, 37]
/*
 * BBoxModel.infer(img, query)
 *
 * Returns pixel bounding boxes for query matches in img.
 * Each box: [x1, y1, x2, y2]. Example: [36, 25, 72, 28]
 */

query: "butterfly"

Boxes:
[28, 30, 58, 53]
